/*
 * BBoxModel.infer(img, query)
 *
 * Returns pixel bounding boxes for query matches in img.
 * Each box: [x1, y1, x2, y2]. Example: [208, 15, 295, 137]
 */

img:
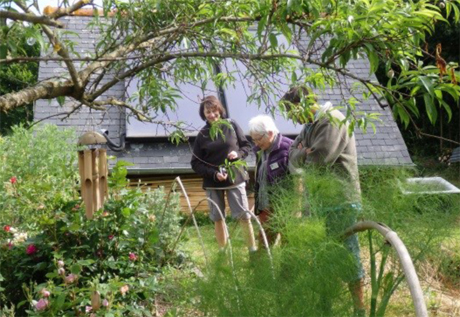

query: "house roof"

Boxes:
[33, 16, 413, 174]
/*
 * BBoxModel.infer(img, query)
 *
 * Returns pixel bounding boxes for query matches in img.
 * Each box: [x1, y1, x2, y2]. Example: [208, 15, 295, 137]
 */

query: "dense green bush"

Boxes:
[0, 124, 80, 227]
[0, 184, 182, 316]
[0, 126, 184, 316]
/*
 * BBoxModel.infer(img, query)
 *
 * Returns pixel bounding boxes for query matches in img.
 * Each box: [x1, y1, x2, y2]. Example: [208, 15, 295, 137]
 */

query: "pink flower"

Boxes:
[10, 176, 17, 184]
[85, 306, 92, 313]
[64, 273, 77, 284]
[129, 252, 137, 261]
[57, 260, 65, 268]
[7, 242, 13, 250]
[35, 298, 48, 311]
[102, 299, 109, 307]
[58, 268, 65, 275]
[26, 244, 37, 255]
[40, 289, 51, 298]
[108, 235, 114, 240]
[3, 225, 10, 232]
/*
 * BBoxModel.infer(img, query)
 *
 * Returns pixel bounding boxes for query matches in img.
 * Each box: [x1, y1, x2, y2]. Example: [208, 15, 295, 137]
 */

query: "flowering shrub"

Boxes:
[0, 154, 183, 315]
[0, 125, 80, 228]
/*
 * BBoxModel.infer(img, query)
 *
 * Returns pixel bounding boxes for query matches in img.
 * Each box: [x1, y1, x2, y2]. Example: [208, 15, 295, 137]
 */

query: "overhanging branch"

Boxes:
[0, 80, 74, 112]
[0, 10, 64, 27]
[45, 0, 95, 19]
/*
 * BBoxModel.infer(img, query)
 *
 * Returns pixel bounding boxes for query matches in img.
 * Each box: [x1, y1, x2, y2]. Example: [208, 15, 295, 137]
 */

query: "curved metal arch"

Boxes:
[343, 221, 428, 317]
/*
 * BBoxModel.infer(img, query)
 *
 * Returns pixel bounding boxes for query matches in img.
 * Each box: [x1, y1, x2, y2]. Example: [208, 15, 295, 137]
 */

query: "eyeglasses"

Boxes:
[251, 134, 266, 143]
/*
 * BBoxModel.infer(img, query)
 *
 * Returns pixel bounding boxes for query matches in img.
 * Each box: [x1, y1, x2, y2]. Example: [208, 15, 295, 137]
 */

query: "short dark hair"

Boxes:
[199, 95, 227, 121]
[281, 86, 316, 105]
[281, 86, 317, 124]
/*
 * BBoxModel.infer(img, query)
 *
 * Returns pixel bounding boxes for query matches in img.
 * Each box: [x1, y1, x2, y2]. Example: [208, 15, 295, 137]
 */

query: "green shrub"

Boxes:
[0, 125, 185, 315]
[0, 124, 80, 227]
[0, 171, 182, 316]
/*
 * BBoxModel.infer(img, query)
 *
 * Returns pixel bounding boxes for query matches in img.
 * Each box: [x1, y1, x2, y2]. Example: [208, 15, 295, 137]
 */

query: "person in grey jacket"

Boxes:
[191, 95, 257, 254]
[284, 87, 365, 317]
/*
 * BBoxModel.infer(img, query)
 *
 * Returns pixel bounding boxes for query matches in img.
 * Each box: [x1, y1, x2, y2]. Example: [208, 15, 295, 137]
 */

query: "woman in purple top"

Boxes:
[248, 115, 293, 247]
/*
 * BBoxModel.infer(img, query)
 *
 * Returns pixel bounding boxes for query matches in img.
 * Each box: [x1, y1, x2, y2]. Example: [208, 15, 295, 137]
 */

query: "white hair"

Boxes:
[248, 115, 279, 136]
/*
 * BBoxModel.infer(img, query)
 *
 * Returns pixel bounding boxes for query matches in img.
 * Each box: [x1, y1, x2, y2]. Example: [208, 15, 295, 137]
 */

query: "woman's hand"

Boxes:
[297, 143, 312, 155]
[227, 151, 238, 160]
[216, 172, 228, 181]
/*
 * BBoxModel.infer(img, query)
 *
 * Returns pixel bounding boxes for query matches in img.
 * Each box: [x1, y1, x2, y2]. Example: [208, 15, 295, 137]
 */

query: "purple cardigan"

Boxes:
[254, 134, 293, 185]
[254, 134, 293, 211]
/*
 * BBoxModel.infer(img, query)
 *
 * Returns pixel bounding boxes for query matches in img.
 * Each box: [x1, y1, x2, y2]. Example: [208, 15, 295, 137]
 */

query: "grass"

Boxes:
[159, 166, 460, 317]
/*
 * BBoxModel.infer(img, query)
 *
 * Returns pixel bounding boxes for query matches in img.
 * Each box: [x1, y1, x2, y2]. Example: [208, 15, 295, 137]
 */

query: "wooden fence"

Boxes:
[129, 174, 255, 214]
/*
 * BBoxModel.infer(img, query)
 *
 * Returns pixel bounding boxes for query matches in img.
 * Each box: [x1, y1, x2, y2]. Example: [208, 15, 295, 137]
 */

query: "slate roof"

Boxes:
[33, 16, 413, 174]
[450, 147, 460, 163]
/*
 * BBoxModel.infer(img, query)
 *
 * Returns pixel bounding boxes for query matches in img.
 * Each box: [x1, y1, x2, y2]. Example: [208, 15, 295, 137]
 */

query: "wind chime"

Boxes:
[77, 131, 109, 219]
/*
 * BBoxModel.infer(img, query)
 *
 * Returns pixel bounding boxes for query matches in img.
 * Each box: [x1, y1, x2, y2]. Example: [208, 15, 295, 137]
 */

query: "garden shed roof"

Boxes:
[33, 15, 413, 174]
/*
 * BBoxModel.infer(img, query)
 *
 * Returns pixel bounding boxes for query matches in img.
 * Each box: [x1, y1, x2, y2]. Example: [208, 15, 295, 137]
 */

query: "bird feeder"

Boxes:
[78, 131, 108, 219]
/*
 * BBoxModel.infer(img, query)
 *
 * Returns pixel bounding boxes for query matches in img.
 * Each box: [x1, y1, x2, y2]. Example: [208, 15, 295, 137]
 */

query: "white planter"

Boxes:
[400, 177, 460, 195]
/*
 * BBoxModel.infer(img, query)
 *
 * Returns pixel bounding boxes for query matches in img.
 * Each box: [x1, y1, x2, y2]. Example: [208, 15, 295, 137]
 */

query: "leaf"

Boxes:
[366, 49, 379, 74]
[423, 93, 437, 124]
[441, 85, 459, 101]
[55, 292, 67, 310]
[0, 44, 6, 59]
[419, 76, 434, 97]
[57, 96, 66, 106]
[70, 263, 82, 274]
[77, 259, 95, 266]
[280, 24, 292, 44]
[122, 207, 131, 217]
[220, 28, 237, 38]
[257, 15, 269, 40]
[269, 33, 278, 48]
[440, 99, 452, 121]
[148, 230, 159, 244]
[46, 272, 58, 279]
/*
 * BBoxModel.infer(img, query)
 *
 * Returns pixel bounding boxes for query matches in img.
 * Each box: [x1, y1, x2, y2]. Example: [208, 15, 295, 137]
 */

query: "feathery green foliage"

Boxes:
[182, 167, 460, 316]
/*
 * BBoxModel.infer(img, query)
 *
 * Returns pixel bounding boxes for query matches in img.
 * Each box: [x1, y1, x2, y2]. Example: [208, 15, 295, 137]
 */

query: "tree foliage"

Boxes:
[0, 0, 460, 135]
[0, 17, 38, 135]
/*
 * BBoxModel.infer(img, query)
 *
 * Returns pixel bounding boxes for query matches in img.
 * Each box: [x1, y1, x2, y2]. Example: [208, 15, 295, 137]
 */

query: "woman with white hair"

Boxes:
[248, 115, 293, 247]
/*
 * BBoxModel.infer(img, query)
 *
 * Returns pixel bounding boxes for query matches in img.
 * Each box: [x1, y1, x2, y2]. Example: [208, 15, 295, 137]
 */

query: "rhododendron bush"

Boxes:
[0, 126, 183, 315]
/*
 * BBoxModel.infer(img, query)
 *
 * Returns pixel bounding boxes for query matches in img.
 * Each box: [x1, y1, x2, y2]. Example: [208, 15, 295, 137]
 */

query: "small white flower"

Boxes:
[347, 15, 354, 23]
[13, 232, 28, 243]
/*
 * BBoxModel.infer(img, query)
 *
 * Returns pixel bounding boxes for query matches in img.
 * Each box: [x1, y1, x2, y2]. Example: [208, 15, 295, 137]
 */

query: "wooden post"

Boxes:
[92, 149, 101, 214]
[78, 151, 86, 200]
[99, 149, 108, 204]
[77, 131, 109, 219]
[83, 150, 94, 219]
